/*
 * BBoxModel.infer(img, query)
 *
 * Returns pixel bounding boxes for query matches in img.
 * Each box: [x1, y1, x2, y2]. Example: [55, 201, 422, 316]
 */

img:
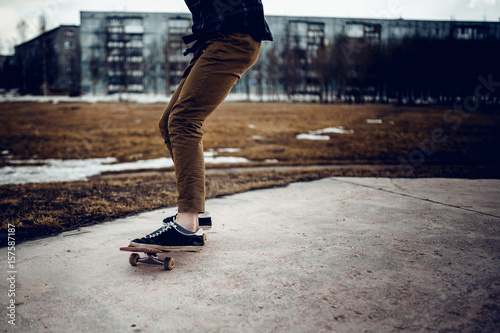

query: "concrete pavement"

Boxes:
[2, 177, 500, 332]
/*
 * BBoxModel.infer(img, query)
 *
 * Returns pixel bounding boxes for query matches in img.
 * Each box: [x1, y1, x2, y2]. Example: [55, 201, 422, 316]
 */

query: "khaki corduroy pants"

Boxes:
[159, 32, 261, 213]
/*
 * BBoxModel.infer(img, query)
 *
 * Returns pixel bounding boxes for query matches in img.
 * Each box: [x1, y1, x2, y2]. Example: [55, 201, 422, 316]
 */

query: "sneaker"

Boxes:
[163, 212, 212, 230]
[130, 222, 205, 251]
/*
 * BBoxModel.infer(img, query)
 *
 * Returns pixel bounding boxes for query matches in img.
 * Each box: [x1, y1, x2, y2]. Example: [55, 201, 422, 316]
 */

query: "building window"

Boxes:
[128, 84, 144, 92]
[86, 19, 100, 29]
[345, 22, 380, 40]
[453, 25, 489, 40]
[126, 40, 143, 48]
[64, 41, 75, 50]
[127, 70, 144, 77]
[124, 18, 142, 26]
[108, 70, 124, 76]
[127, 56, 143, 63]
[108, 26, 123, 33]
[109, 19, 121, 26]
[107, 41, 125, 48]
[108, 84, 126, 91]
[107, 55, 125, 62]
[124, 17, 144, 34]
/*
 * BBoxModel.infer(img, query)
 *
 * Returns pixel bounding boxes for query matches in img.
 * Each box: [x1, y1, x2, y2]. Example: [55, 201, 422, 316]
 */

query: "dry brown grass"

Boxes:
[0, 102, 166, 163]
[1, 101, 498, 166]
[0, 101, 499, 244]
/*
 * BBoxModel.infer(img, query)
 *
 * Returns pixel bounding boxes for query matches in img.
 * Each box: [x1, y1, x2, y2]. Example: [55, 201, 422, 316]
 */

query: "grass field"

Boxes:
[1, 101, 499, 244]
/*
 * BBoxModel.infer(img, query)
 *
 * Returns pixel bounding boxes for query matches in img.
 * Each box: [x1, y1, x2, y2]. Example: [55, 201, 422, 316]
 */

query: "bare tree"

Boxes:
[252, 61, 263, 101]
[39, 14, 48, 96]
[89, 45, 101, 95]
[146, 41, 159, 95]
[266, 48, 281, 101]
[16, 20, 28, 43]
[163, 40, 171, 95]
[8, 38, 16, 55]
[331, 35, 365, 103]
[283, 47, 302, 101]
[16, 19, 28, 94]
[311, 43, 334, 103]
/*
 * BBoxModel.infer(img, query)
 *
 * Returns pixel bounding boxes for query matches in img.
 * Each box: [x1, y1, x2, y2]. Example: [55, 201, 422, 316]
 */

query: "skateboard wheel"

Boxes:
[203, 234, 207, 245]
[129, 253, 140, 266]
[164, 257, 175, 270]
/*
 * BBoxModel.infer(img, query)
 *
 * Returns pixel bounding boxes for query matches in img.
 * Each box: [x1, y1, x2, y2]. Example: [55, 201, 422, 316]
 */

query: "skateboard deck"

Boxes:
[120, 239, 205, 270]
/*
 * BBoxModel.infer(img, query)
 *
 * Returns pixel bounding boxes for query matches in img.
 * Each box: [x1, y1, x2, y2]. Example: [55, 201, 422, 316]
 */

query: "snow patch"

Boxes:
[296, 134, 330, 141]
[296, 126, 354, 140]
[0, 93, 172, 104]
[366, 119, 383, 124]
[310, 127, 355, 135]
[213, 148, 241, 154]
[0, 149, 251, 185]
[0, 92, 316, 104]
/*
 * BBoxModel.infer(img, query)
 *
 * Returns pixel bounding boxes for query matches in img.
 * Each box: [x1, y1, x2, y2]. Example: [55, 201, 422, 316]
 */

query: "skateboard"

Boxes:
[120, 236, 206, 270]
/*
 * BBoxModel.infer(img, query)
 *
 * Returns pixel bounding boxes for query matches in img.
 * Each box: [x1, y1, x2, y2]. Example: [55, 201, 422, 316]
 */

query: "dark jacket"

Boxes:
[183, 0, 273, 53]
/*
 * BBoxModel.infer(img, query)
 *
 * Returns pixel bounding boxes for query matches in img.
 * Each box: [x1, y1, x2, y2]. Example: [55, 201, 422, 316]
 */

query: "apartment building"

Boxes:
[6, 11, 497, 97]
[80, 11, 192, 95]
[12, 25, 80, 95]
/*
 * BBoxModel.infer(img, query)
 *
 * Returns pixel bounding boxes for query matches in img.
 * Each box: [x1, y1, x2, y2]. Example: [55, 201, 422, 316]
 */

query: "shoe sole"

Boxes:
[129, 242, 203, 252]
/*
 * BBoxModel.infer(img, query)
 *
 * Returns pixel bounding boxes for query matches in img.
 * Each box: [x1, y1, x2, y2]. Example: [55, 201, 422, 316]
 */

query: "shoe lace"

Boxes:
[163, 214, 177, 223]
[145, 222, 173, 239]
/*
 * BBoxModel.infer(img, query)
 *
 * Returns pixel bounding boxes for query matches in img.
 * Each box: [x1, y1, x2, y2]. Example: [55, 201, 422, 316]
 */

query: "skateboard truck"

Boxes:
[127, 251, 175, 270]
[120, 233, 206, 270]
[120, 247, 177, 270]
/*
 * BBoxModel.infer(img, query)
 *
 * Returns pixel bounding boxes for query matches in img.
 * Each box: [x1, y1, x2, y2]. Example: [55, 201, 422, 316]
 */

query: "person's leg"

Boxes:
[130, 33, 260, 249]
[159, 58, 192, 158]
[168, 33, 261, 232]
[159, 80, 202, 232]
[158, 52, 203, 232]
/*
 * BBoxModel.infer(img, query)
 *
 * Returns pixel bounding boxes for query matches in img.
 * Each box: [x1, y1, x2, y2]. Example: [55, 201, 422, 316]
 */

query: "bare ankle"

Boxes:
[176, 212, 199, 232]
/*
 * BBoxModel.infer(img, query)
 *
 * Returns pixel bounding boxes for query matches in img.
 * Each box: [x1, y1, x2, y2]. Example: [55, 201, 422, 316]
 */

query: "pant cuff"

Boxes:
[178, 198, 205, 214]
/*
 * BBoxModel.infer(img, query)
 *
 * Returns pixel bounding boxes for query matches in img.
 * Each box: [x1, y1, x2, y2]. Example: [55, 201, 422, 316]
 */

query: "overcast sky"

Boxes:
[1, 0, 499, 54]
